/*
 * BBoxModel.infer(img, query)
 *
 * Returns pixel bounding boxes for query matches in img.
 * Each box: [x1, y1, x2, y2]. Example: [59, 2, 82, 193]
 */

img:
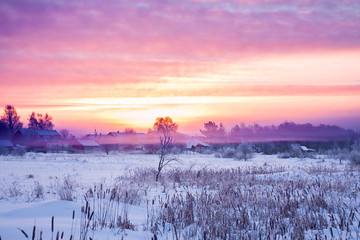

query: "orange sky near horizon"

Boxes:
[1, 0, 360, 136]
[1, 49, 360, 136]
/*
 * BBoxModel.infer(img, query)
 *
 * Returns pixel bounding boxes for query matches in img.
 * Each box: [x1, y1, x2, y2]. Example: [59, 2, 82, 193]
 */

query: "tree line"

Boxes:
[1, 105, 357, 142]
[199, 121, 358, 142]
[0, 105, 54, 139]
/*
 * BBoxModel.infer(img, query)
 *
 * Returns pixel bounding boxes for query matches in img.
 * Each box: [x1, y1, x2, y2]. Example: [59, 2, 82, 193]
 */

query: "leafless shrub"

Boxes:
[58, 176, 75, 201]
[220, 146, 237, 158]
[237, 143, 254, 161]
[123, 168, 157, 186]
[350, 150, 360, 165]
[8, 181, 22, 198]
[32, 181, 44, 199]
[278, 152, 292, 159]
[202, 147, 214, 155]
[325, 147, 352, 163]
[216, 144, 254, 161]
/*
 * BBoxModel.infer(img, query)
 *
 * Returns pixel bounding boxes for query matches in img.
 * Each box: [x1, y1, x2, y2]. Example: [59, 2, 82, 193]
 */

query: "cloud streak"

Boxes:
[1, 0, 359, 58]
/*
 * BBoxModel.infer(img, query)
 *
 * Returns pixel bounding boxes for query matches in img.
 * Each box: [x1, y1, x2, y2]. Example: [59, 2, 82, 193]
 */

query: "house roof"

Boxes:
[186, 143, 196, 148]
[0, 139, 13, 147]
[17, 129, 61, 136]
[108, 132, 146, 137]
[300, 146, 315, 152]
[186, 142, 210, 148]
[77, 140, 100, 147]
[108, 132, 127, 137]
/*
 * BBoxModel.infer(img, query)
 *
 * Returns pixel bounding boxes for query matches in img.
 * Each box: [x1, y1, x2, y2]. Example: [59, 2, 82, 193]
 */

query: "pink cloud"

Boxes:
[0, 0, 359, 59]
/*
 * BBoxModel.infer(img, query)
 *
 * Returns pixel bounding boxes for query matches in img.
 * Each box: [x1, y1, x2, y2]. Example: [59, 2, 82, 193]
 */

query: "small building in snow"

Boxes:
[13, 129, 61, 149]
[107, 131, 127, 137]
[73, 139, 101, 152]
[300, 146, 315, 152]
[47, 140, 72, 152]
[186, 142, 210, 153]
[107, 131, 146, 145]
[134, 145, 145, 151]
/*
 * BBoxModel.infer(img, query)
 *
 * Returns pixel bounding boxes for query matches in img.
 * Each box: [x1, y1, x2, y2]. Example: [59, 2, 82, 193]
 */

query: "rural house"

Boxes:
[13, 129, 61, 148]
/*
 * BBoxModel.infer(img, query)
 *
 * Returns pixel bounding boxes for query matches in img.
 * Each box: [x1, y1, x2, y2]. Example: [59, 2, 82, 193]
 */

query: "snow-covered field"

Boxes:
[0, 152, 359, 239]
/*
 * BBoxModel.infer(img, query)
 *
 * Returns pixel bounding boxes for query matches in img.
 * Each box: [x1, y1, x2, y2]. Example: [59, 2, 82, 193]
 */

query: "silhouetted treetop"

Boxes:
[60, 129, 70, 139]
[200, 121, 226, 140]
[0, 105, 23, 137]
[125, 128, 136, 135]
[151, 117, 178, 134]
[28, 112, 54, 130]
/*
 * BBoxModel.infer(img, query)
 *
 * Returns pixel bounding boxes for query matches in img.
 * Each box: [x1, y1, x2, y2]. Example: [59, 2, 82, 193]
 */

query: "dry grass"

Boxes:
[140, 167, 360, 239]
[58, 176, 76, 201]
[11, 159, 360, 239]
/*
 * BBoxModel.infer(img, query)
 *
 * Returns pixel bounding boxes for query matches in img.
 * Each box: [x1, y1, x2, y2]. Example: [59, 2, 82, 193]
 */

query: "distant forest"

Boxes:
[225, 121, 358, 142]
[0, 105, 359, 142]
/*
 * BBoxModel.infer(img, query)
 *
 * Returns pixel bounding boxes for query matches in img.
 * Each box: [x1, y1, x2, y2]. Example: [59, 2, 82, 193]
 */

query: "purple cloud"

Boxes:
[0, 0, 359, 57]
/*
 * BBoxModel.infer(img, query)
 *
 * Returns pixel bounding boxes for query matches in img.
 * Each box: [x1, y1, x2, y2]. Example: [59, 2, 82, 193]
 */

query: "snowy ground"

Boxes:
[0, 152, 358, 239]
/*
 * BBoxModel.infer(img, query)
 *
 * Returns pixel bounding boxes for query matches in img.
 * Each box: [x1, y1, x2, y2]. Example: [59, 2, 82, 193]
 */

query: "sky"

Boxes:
[0, 0, 360, 135]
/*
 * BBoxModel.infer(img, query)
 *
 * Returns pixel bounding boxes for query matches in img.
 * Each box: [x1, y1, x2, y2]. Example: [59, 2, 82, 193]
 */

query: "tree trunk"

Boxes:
[155, 171, 160, 181]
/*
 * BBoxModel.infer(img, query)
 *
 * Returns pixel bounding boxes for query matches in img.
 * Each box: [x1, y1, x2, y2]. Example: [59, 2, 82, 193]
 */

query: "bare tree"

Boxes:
[60, 129, 70, 139]
[152, 117, 178, 181]
[156, 128, 175, 181]
[0, 105, 23, 137]
[125, 128, 136, 134]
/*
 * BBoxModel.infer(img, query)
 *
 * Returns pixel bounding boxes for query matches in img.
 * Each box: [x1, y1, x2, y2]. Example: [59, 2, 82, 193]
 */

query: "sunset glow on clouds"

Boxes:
[1, 0, 360, 134]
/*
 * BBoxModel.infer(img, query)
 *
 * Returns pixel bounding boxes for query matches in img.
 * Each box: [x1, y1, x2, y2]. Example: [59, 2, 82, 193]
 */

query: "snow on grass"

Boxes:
[0, 152, 359, 239]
